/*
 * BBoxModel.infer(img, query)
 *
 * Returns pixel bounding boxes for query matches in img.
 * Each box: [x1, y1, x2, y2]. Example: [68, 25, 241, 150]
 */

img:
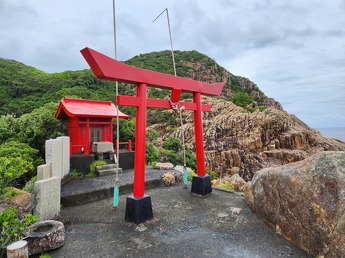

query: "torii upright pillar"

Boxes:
[81, 47, 225, 224]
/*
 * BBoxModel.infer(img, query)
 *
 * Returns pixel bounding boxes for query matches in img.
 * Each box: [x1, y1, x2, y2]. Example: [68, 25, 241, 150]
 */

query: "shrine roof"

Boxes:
[54, 97, 130, 120]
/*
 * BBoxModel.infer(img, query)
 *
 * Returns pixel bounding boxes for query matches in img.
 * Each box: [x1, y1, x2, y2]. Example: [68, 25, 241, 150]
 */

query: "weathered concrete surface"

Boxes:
[61, 168, 169, 206]
[50, 185, 311, 258]
[245, 151, 345, 257]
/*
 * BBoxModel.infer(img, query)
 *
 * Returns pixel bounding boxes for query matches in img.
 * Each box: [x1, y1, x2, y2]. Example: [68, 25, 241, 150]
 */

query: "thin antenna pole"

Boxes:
[112, 0, 117, 60]
[153, 8, 177, 76]
[112, 0, 120, 208]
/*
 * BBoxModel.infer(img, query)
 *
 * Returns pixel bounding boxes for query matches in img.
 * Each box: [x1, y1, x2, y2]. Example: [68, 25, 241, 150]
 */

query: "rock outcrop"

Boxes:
[151, 97, 345, 180]
[244, 152, 345, 257]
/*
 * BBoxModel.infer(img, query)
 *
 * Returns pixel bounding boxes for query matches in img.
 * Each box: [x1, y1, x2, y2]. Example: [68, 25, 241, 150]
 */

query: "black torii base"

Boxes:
[125, 195, 153, 224]
[191, 174, 212, 196]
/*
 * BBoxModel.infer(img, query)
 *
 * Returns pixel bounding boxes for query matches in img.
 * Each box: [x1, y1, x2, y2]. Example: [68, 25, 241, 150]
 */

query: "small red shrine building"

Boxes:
[55, 97, 130, 156]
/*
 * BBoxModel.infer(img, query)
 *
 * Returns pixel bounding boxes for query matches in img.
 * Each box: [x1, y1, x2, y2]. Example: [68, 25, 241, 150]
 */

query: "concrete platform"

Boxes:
[51, 185, 312, 258]
[61, 167, 172, 206]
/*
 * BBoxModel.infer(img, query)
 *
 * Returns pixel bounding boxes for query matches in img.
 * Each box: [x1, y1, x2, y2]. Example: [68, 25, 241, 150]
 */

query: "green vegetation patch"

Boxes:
[0, 207, 37, 256]
[88, 160, 108, 177]
[228, 91, 254, 107]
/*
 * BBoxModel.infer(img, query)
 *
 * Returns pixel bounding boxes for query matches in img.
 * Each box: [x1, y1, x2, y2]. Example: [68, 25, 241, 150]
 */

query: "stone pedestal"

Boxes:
[191, 174, 212, 196]
[125, 195, 153, 224]
[70, 154, 95, 175]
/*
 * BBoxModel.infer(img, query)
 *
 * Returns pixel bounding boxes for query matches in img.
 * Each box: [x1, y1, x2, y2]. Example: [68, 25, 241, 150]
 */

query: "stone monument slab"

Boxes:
[33, 176, 61, 221]
[45, 139, 63, 178]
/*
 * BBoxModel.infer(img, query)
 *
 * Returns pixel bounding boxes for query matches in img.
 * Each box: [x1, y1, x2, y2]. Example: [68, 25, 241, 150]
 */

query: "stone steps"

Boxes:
[96, 164, 122, 176]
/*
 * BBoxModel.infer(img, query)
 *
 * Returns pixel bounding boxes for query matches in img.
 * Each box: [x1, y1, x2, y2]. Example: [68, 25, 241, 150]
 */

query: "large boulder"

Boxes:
[244, 151, 345, 257]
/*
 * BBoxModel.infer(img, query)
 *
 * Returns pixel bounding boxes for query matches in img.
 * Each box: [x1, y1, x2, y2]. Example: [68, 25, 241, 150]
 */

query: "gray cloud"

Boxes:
[0, 0, 344, 128]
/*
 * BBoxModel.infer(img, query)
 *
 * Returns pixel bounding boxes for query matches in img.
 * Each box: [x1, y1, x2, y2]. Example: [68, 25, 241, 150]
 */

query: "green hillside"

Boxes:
[0, 50, 268, 118]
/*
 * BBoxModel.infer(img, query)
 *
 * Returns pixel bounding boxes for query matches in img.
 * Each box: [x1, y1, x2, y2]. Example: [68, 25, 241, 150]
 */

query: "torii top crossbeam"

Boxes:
[81, 47, 225, 198]
[81, 47, 224, 96]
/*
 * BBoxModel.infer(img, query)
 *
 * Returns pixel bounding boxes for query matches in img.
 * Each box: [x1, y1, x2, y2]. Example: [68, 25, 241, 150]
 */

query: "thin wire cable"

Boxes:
[153, 8, 176, 76]
[156, 8, 187, 178]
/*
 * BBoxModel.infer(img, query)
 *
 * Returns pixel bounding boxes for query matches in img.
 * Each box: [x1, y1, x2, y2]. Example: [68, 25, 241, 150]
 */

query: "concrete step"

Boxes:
[61, 168, 169, 206]
[96, 168, 122, 176]
[96, 164, 117, 170]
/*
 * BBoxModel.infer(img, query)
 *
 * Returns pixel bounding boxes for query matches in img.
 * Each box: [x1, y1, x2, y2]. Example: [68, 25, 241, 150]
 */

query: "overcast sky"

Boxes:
[1, 0, 345, 128]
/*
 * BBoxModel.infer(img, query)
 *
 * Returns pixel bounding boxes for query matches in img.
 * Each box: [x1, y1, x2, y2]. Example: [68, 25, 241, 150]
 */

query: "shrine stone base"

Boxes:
[191, 175, 212, 196]
[70, 154, 95, 174]
[125, 195, 153, 224]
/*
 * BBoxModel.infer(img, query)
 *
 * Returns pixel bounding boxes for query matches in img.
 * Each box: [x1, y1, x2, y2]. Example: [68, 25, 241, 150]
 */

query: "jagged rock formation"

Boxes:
[150, 97, 345, 181]
[180, 58, 283, 110]
[244, 152, 345, 257]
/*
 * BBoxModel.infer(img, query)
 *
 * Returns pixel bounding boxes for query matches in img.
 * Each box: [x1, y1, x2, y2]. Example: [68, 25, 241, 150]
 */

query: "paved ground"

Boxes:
[50, 183, 312, 258]
[61, 168, 172, 206]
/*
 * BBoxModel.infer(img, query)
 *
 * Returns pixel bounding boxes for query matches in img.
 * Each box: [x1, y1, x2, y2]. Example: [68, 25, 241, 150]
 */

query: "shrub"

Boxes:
[247, 106, 267, 113]
[0, 140, 43, 180]
[69, 169, 84, 177]
[16, 102, 67, 156]
[4, 187, 20, 199]
[219, 183, 235, 191]
[0, 207, 37, 256]
[158, 148, 179, 166]
[88, 160, 107, 177]
[229, 91, 254, 107]
[0, 156, 32, 195]
[162, 137, 181, 152]
[187, 170, 196, 182]
[23, 176, 37, 193]
[207, 170, 218, 180]
[118, 118, 136, 147]
[0, 114, 18, 145]
[146, 143, 158, 165]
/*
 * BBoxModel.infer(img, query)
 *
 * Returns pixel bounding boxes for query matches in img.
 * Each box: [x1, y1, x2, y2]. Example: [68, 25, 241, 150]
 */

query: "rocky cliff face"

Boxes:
[180, 59, 283, 110]
[150, 97, 345, 181]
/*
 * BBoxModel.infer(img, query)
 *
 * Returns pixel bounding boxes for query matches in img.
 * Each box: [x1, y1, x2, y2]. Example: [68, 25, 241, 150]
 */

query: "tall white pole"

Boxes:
[112, 0, 120, 208]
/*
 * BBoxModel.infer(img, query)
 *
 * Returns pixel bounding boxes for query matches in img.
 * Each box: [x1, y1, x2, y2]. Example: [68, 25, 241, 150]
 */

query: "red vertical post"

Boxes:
[127, 140, 132, 152]
[193, 92, 206, 177]
[133, 83, 147, 198]
[85, 118, 90, 155]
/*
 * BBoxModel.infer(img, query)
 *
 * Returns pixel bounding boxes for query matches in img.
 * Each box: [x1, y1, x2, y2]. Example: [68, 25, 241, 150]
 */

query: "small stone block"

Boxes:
[125, 195, 153, 224]
[37, 164, 51, 180]
[191, 174, 212, 196]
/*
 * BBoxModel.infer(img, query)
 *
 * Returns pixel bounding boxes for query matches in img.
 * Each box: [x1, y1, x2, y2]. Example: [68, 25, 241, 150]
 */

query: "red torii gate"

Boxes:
[81, 47, 225, 223]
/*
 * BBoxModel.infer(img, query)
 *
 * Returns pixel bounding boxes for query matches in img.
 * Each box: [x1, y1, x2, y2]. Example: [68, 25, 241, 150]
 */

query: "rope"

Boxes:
[168, 99, 188, 185]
